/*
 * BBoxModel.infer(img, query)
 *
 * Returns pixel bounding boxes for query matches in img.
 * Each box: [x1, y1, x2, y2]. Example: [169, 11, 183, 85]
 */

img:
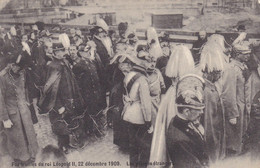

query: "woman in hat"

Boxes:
[109, 52, 139, 149]
[149, 45, 196, 168]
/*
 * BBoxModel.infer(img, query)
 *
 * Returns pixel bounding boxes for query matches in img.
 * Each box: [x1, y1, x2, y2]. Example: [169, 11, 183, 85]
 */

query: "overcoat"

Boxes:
[221, 59, 251, 153]
[0, 67, 38, 160]
[72, 58, 105, 115]
[166, 116, 209, 168]
[203, 79, 226, 162]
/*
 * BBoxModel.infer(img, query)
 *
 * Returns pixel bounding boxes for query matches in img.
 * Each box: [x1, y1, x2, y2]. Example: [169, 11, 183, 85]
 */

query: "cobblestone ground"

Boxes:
[0, 119, 129, 168]
[67, 129, 129, 168]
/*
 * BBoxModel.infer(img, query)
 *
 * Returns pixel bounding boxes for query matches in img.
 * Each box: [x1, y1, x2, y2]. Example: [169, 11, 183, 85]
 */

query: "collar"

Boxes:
[204, 78, 217, 91]
[231, 59, 248, 70]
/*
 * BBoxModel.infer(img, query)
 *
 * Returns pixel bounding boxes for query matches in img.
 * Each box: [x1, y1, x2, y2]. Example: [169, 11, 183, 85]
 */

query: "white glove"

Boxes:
[3, 119, 13, 128]
[58, 107, 65, 114]
[148, 126, 153, 134]
[229, 118, 237, 125]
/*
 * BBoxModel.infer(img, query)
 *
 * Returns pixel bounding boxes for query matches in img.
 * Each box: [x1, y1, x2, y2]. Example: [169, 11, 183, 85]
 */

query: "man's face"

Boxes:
[119, 30, 125, 38]
[69, 46, 78, 61]
[22, 35, 28, 42]
[185, 108, 203, 122]
[205, 70, 222, 83]
[54, 50, 65, 59]
[98, 31, 107, 38]
[237, 53, 251, 63]
[161, 42, 170, 56]
[118, 62, 132, 75]
[45, 43, 53, 55]
[199, 32, 206, 40]
[11, 64, 22, 74]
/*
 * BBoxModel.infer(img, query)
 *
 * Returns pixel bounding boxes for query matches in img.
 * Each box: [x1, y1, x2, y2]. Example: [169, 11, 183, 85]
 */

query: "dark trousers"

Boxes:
[127, 122, 148, 168]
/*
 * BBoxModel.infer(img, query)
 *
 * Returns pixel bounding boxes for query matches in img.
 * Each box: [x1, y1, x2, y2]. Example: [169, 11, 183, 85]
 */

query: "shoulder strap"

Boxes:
[125, 73, 142, 94]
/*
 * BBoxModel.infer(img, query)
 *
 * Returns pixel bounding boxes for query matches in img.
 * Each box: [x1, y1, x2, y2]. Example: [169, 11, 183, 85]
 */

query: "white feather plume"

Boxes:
[165, 45, 195, 78]
[59, 33, 70, 49]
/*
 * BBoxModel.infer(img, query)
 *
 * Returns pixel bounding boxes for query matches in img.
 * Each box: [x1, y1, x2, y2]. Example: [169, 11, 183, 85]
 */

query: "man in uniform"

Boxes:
[222, 41, 252, 156]
[166, 74, 209, 168]
[199, 44, 226, 162]
[38, 34, 85, 153]
[0, 59, 38, 165]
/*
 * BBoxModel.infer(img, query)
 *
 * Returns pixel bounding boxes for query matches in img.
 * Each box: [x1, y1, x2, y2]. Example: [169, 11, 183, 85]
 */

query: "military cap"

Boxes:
[233, 41, 251, 55]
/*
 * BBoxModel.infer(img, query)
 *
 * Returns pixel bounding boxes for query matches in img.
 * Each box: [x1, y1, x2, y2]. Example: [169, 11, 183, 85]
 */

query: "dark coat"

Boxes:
[192, 38, 207, 64]
[93, 37, 114, 91]
[203, 79, 226, 162]
[166, 116, 209, 168]
[0, 68, 38, 160]
[39, 58, 84, 114]
[93, 36, 110, 67]
[156, 55, 172, 90]
[72, 58, 106, 115]
[221, 59, 251, 153]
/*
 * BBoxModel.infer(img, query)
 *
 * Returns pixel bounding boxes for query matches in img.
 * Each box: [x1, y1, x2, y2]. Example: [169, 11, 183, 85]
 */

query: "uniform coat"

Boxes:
[72, 58, 105, 115]
[221, 59, 251, 154]
[122, 70, 152, 168]
[147, 68, 165, 128]
[166, 116, 209, 168]
[0, 68, 38, 161]
[203, 79, 226, 162]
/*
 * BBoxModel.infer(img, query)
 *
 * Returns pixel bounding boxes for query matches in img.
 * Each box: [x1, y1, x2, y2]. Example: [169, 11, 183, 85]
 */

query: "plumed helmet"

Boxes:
[146, 27, 159, 44]
[96, 18, 109, 33]
[165, 45, 195, 78]
[233, 40, 251, 55]
[232, 32, 247, 46]
[176, 74, 205, 110]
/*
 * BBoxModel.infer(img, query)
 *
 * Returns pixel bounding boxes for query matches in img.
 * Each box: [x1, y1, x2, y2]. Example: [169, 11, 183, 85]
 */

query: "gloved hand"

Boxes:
[58, 107, 65, 114]
[3, 119, 13, 128]
[229, 118, 237, 125]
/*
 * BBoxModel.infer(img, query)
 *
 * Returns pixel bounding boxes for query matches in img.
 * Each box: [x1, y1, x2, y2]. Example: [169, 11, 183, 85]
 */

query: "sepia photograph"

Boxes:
[0, 0, 260, 167]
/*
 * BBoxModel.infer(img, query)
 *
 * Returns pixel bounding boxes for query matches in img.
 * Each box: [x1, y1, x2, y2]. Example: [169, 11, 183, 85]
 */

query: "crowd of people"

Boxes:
[0, 18, 260, 168]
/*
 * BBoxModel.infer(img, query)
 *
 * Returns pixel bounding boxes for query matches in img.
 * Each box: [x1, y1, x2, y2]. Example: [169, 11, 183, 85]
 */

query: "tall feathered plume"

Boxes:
[199, 42, 225, 73]
[59, 33, 70, 49]
[207, 34, 226, 52]
[146, 27, 163, 60]
[165, 45, 195, 78]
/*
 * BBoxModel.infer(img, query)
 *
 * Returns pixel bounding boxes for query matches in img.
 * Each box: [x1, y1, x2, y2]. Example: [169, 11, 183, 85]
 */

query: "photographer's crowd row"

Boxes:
[0, 20, 259, 168]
